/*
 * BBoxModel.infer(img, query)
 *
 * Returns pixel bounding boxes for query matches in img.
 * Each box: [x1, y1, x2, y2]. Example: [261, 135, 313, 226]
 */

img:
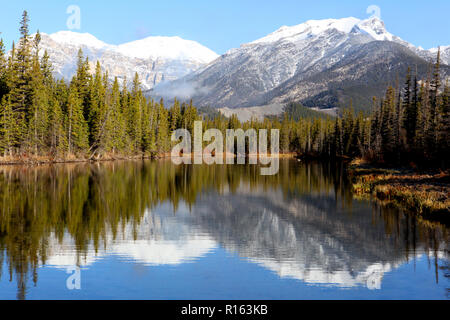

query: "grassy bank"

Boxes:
[0, 153, 156, 165]
[349, 159, 450, 218]
[0, 152, 298, 165]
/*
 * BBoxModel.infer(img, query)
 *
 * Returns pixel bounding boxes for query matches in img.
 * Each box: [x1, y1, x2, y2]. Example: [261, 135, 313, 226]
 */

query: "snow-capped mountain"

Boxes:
[39, 31, 219, 90]
[152, 16, 449, 111]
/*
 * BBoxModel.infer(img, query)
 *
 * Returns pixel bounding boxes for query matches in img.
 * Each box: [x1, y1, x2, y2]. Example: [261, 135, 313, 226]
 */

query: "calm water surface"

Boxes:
[0, 160, 448, 300]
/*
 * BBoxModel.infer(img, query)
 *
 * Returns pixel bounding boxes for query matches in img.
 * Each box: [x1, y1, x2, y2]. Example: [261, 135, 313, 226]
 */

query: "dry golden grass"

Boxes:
[349, 160, 450, 215]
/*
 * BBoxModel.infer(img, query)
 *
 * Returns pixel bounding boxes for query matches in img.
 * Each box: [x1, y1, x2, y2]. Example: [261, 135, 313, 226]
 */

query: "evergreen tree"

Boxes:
[104, 77, 125, 153]
[425, 52, 441, 159]
[381, 87, 396, 160]
[156, 99, 170, 153]
[47, 88, 67, 156]
[127, 73, 143, 152]
[0, 37, 8, 101]
[437, 80, 450, 163]
[66, 85, 89, 153]
[73, 49, 91, 119]
[8, 11, 33, 148]
[403, 67, 418, 150]
[27, 31, 49, 153]
[280, 113, 291, 153]
[0, 96, 17, 156]
[88, 61, 108, 151]
[169, 98, 181, 132]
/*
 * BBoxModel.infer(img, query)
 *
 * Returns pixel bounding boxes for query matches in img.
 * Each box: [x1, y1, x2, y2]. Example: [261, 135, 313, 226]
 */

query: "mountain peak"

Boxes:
[354, 16, 393, 41]
[250, 16, 397, 45]
[251, 17, 360, 44]
[47, 31, 110, 49]
[37, 30, 219, 90]
[44, 31, 219, 64]
[116, 36, 219, 63]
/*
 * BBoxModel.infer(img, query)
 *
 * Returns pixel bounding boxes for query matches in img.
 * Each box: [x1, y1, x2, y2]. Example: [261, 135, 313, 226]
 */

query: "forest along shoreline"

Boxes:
[349, 159, 450, 221]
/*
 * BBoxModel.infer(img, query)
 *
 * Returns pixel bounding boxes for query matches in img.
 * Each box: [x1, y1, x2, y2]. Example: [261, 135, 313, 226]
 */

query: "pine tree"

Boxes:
[333, 117, 343, 157]
[425, 51, 441, 159]
[127, 73, 143, 152]
[0, 96, 17, 156]
[169, 98, 181, 132]
[142, 98, 157, 155]
[47, 88, 67, 157]
[156, 99, 170, 153]
[40, 50, 53, 84]
[8, 11, 33, 148]
[66, 85, 88, 153]
[27, 31, 49, 154]
[104, 77, 125, 153]
[87, 61, 106, 148]
[381, 87, 396, 160]
[437, 80, 450, 163]
[415, 82, 426, 151]
[0, 37, 8, 101]
[403, 67, 418, 151]
[280, 113, 291, 153]
[73, 49, 91, 119]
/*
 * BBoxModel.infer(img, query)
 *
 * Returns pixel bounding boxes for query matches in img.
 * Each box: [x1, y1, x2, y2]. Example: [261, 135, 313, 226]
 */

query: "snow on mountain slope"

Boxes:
[353, 17, 395, 41]
[250, 16, 397, 45]
[153, 16, 449, 110]
[115, 36, 218, 63]
[427, 45, 450, 65]
[38, 31, 219, 90]
[251, 17, 361, 44]
[48, 31, 111, 50]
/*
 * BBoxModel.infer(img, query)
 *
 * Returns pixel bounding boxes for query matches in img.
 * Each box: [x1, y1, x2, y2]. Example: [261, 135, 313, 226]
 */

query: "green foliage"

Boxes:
[67, 85, 89, 152]
[284, 101, 332, 120]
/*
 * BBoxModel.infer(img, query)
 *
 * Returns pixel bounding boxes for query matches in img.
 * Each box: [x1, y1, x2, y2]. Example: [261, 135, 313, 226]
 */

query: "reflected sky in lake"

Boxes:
[0, 160, 448, 300]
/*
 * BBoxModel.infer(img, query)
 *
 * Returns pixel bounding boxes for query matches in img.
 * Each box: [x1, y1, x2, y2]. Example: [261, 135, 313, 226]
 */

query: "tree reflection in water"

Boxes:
[0, 160, 448, 299]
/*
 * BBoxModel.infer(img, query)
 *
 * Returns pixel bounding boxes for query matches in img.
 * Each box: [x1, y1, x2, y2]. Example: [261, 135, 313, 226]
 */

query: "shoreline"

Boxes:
[348, 159, 449, 221]
[0, 152, 298, 166]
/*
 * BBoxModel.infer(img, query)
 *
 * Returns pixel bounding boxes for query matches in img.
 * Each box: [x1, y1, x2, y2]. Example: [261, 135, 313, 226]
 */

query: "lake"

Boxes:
[0, 160, 448, 300]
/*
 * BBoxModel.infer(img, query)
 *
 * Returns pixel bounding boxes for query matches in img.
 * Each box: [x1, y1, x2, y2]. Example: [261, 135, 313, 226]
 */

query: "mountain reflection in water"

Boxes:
[0, 160, 448, 300]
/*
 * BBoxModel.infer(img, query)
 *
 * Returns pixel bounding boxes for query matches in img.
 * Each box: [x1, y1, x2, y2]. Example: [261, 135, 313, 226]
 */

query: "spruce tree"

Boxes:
[169, 98, 181, 132]
[381, 87, 396, 160]
[66, 85, 89, 153]
[280, 113, 291, 153]
[128, 73, 143, 152]
[104, 77, 125, 153]
[47, 91, 67, 157]
[28, 31, 49, 154]
[0, 96, 17, 156]
[437, 80, 450, 163]
[8, 11, 33, 148]
[425, 51, 441, 159]
[156, 99, 170, 153]
[88, 61, 108, 151]
[403, 67, 418, 151]
[0, 37, 8, 101]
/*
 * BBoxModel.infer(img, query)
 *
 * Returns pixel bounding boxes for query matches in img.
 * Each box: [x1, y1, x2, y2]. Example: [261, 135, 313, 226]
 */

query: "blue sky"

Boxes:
[1, 0, 449, 54]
